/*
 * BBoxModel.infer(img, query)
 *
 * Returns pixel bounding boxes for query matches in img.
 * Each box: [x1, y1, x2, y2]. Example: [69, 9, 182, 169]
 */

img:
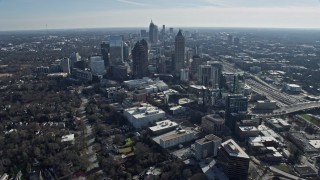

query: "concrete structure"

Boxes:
[90, 56, 105, 75]
[149, 21, 158, 44]
[254, 100, 277, 111]
[195, 134, 222, 160]
[208, 61, 223, 89]
[72, 68, 93, 81]
[284, 83, 302, 93]
[180, 68, 189, 82]
[218, 139, 250, 180]
[159, 129, 195, 148]
[123, 103, 166, 129]
[148, 120, 178, 135]
[201, 114, 225, 135]
[169, 105, 186, 115]
[235, 126, 260, 141]
[174, 30, 185, 73]
[109, 35, 123, 64]
[123, 78, 168, 92]
[132, 39, 148, 78]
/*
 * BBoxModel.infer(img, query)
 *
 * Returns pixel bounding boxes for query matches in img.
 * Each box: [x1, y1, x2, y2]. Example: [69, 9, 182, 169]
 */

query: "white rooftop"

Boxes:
[149, 120, 178, 132]
[239, 126, 258, 132]
[221, 139, 249, 159]
[309, 140, 320, 149]
[61, 134, 75, 142]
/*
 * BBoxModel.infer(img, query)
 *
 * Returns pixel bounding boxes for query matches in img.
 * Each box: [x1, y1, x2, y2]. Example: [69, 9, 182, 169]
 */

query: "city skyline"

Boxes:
[1, 0, 320, 31]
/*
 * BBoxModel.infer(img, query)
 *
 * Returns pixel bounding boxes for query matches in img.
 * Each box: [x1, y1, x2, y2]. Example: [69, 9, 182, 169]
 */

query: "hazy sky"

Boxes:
[1, 0, 320, 31]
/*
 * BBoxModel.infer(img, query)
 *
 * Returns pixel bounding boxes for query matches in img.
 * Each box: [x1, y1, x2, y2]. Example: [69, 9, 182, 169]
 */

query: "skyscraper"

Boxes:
[149, 21, 158, 44]
[174, 29, 185, 73]
[209, 61, 223, 89]
[198, 65, 212, 87]
[132, 39, 148, 78]
[100, 42, 109, 67]
[109, 35, 123, 65]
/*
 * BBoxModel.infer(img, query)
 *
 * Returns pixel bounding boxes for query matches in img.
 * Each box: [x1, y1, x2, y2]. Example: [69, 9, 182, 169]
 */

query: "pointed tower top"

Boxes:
[177, 29, 183, 36]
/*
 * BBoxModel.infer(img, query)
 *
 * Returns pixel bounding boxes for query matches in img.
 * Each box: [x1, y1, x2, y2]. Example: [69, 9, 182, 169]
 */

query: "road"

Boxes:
[77, 92, 100, 173]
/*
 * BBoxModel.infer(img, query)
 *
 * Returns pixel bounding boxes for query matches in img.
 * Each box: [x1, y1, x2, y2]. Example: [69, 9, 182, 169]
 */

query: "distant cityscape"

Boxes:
[1, 20, 320, 180]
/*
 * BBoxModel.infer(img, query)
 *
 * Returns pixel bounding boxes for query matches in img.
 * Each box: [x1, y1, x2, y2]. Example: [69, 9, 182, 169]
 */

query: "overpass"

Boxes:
[253, 102, 320, 117]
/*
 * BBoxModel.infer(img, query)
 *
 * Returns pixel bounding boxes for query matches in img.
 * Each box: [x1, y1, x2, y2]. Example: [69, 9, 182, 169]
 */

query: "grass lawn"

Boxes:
[273, 164, 294, 174]
[119, 147, 133, 154]
[125, 138, 134, 146]
[300, 114, 320, 127]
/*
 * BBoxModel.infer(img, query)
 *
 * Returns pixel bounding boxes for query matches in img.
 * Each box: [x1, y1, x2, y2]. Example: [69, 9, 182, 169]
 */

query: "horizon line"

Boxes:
[1, 26, 320, 33]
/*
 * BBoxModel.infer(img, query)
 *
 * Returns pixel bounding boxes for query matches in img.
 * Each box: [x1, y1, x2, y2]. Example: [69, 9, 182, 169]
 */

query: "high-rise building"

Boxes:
[149, 21, 158, 44]
[169, 28, 174, 34]
[218, 139, 250, 180]
[198, 65, 212, 87]
[109, 35, 123, 65]
[123, 42, 130, 61]
[234, 37, 240, 46]
[60, 58, 71, 74]
[132, 39, 148, 78]
[180, 68, 189, 82]
[191, 55, 203, 75]
[208, 61, 223, 89]
[174, 30, 185, 73]
[140, 29, 147, 38]
[195, 134, 222, 160]
[100, 42, 110, 67]
[225, 94, 248, 131]
[70, 52, 81, 68]
[90, 56, 106, 75]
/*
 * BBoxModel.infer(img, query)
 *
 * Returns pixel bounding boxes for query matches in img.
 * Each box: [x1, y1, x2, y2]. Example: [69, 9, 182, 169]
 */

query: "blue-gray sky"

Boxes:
[1, 0, 320, 31]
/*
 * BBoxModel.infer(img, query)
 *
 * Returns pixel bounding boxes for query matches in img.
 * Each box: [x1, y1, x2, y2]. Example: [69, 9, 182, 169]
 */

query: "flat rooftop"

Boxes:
[149, 120, 178, 132]
[239, 126, 259, 132]
[160, 130, 193, 141]
[309, 140, 320, 149]
[196, 134, 221, 145]
[221, 139, 249, 159]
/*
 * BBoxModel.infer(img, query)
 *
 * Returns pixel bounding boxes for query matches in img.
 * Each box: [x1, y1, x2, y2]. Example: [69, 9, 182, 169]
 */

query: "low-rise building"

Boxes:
[195, 134, 222, 160]
[235, 126, 260, 141]
[201, 114, 225, 135]
[159, 129, 196, 148]
[254, 100, 277, 111]
[148, 120, 178, 135]
[123, 103, 166, 129]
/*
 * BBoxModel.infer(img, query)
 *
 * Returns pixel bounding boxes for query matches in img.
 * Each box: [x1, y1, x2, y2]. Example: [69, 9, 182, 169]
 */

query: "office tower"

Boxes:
[198, 65, 212, 87]
[60, 58, 71, 74]
[70, 52, 81, 68]
[201, 114, 225, 135]
[140, 29, 147, 38]
[195, 134, 222, 160]
[90, 56, 106, 75]
[132, 39, 148, 78]
[174, 30, 185, 73]
[227, 34, 233, 45]
[191, 55, 203, 75]
[109, 35, 124, 65]
[209, 61, 223, 89]
[110, 65, 128, 81]
[218, 139, 250, 180]
[100, 42, 110, 67]
[149, 21, 158, 44]
[225, 94, 248, 132]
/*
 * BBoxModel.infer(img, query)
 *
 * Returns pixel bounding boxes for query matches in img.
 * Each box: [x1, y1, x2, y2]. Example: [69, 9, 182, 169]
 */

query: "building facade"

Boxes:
[132, 39, 148, 78]
[109, 35, 124, 65]
[195, 134, 222, 160]
[149, 21, 158, 44]
[90, 56, 106, 75]
[174, 30, 185, 73]
[201, 114, 225, 135]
